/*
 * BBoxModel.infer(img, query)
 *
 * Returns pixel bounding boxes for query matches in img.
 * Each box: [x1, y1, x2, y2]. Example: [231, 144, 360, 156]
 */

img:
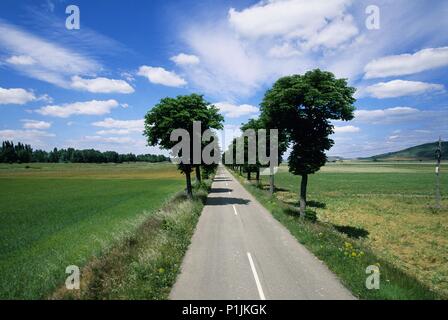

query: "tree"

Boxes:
[144, 94, 223, 198]
[240, 119, 262, 182]
[261, 69, 356, 217]
[1, 141, 17, 163]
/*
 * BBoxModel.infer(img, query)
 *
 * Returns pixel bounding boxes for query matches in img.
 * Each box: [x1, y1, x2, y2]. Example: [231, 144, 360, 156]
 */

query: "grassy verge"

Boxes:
[228, 168, 443, 300]
[51, 181, 211, 300]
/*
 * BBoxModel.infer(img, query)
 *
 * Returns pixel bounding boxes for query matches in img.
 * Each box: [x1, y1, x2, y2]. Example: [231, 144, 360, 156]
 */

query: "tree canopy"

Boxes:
[144, 94, 224, 197]
[261, 69, 356, 216]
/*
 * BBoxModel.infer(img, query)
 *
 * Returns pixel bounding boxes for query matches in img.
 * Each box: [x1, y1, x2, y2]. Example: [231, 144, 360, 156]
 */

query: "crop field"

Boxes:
[260, 161, 448, 297]
[0, 162, 184, 299]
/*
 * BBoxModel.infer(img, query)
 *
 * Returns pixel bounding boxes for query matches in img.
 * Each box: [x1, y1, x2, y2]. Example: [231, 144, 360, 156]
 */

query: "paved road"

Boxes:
[170, 165, 354, 300]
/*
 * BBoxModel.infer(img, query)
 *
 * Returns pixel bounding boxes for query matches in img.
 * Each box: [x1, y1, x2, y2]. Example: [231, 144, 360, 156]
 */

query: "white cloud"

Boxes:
[364, 47, 448, 79]
[0, 22, 100, 87]
[96, 129, 132, 135]
[354, 107, 420, 124]
[0, 129, 55, 147]
[70, 76, 134, 94]
[181, 27, 272, 99]
[92, 117, 144, 133]
[0, 87, 36, 105]
[137, 66, 186, 87]
[228, 0, 354, 46]
[6, 55, 36, 66]
[83, 135, 134, 144]
[21, 119, 52, 130]
[214, 102, 259, 118]
[170, 53, 200, 65]
[215, 124, 242, 151]
[121, 72, 135, 83]
[334, 125, 360, 133]
[363, 80, 444, 98]
[36, 99, 119, 118]
[177, 0, 448, 101]
[178, 0, 358, 99]
[268, 43, 301, 59]
[36, 94, 53, 103]
[302, 14, 358, 50]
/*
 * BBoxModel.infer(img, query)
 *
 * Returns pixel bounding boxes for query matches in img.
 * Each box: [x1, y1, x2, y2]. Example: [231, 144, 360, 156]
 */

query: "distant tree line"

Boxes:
[0, 141, 170, 164]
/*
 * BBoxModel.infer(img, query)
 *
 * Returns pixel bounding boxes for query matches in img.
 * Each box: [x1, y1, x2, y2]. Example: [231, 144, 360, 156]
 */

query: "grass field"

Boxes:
[0, 162, 184, 299]
[253, 161, 448, 298]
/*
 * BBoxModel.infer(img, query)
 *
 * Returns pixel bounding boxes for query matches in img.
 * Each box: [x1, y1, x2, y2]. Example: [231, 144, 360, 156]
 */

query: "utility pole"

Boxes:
[435, 137, 442, 209]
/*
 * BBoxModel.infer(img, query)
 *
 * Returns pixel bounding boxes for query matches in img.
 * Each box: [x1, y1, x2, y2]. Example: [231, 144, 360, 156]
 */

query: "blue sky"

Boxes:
[0, 0, 447, 157]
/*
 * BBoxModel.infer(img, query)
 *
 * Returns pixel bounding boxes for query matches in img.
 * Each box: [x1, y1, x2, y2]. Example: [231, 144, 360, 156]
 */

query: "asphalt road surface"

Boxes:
[170, 165, 354, 300]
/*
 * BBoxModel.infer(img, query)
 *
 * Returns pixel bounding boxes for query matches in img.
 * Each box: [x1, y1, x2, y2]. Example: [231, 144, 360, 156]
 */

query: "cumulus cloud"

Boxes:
[334, 125, 360, 133]
[21, 119, 52, 129]
[214, 102, 259, 118]
[92, 117, 144, 135]
[36, 99, 119, 118]
[176, 0, 448, 101]
[170, 53, 200, 65]
[364, 47, 448, 79]
[354, 107, 421, 124]
[70, 76, 134, 94]
[137, 66, 186, 87]
[0, 87, 36, 105]
[362, 80, 444, 98]
[228, 0, 355, 46]
[178, 0, 360, 99]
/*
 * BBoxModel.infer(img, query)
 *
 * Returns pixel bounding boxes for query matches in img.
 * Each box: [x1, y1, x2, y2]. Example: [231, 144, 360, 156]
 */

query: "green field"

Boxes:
[259, 161, 448, 297]
[0, 162, 184, 299]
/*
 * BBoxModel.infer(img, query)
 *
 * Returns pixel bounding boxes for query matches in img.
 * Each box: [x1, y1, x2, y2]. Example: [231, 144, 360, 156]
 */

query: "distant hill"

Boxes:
[365, 141, 448, 161]
[327, 156, 345, 162]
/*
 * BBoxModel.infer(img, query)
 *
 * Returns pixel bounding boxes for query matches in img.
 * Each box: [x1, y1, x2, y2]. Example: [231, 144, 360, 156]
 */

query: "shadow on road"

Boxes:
[210, 188, 233, 193]
[213, 178, 233, 182]
[206, 197, 250, 206]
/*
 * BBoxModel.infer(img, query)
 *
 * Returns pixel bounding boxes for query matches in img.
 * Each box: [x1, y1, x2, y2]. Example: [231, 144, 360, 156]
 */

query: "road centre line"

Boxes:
[247, 252, 266, 300]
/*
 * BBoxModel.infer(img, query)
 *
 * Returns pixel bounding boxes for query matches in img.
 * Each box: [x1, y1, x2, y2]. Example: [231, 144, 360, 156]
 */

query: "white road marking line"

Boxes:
[247, 252, 266, 300]
[232, 205, 238, 216]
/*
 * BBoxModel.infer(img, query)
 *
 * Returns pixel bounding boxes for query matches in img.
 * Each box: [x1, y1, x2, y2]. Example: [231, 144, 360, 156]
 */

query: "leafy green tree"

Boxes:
[239, 118, 288, 193]
[261, 69, 356, 217]
[1, 141, 17, 163]
[144, 94, 223, 198]
[240, 119, 262, 182]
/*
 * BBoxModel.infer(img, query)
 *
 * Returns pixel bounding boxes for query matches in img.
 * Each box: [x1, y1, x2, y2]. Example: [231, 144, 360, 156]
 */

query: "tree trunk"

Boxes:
[247, 170, 251, 180]
[239, 166, 242, 175]
[185, 170, 193, 199]
[256, 168, 260, 182]
[299, 174, 308, 218]
[195, 166, 201, 184]
[269, 168, 274, 195]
